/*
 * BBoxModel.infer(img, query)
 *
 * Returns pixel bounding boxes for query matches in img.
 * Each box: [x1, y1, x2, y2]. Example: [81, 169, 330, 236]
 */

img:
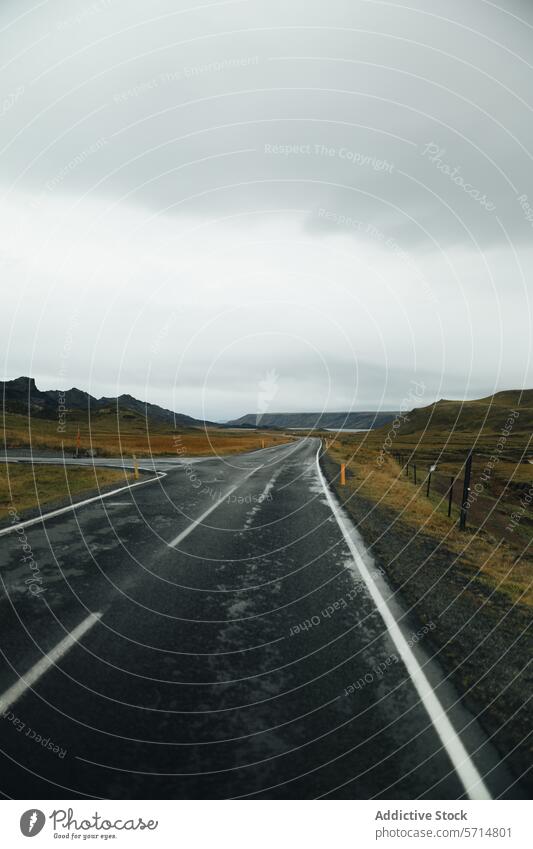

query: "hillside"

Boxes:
[227, 410, 399, 429]
[1, 376, 215, 428]
[391, 389, 533, 437]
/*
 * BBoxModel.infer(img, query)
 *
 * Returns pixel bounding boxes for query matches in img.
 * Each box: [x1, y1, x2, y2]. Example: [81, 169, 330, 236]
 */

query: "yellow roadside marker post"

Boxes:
[340, 463, 346, 486]
[133, 455, 139, 480]
[261, 439, 265, 449]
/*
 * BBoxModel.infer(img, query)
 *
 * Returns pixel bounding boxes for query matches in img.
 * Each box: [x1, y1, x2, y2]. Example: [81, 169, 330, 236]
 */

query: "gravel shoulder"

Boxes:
[320, 452, 533, 794]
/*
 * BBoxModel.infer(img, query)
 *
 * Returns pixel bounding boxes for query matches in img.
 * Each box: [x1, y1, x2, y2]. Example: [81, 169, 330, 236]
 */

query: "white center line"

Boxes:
[315, 443, 491, 801]
[0, 611, 102, 713]
[242, 466, 283, 530]
[168, 464, 264, 549]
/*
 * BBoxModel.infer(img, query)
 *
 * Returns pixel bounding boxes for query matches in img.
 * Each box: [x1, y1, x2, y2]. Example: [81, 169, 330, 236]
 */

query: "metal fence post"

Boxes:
[460, 451, 473, 531]
[448, 476, 454, 517]
[413, 464, 417, 485]
[426, 463, 437, 498]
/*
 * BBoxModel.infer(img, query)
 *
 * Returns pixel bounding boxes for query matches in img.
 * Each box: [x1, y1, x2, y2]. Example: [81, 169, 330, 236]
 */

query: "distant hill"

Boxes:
[227, 411, 400, 430]
[389, 389, 533, 436]
[1, 376, 215, 428]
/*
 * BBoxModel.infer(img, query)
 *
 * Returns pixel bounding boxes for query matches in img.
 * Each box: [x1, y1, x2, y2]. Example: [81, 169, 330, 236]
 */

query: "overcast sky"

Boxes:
[1, 0, 532, 420]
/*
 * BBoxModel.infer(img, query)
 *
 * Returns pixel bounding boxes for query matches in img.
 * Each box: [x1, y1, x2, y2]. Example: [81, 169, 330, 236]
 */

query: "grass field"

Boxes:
[323, 389, 533, 607]
[1, 410, 293, 458]
[0, 463, 133, 522]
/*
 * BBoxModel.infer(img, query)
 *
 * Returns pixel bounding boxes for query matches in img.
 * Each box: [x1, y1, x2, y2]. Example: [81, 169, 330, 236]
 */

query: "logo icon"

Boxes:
[20, 809, 45, 837]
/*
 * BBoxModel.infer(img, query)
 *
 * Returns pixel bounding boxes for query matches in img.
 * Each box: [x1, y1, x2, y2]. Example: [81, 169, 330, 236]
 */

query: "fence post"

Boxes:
[447, 476, 454, 517]
[413, 464, 417, 485]
[459, 451, 473, 531]
[426, 468, 432, 497]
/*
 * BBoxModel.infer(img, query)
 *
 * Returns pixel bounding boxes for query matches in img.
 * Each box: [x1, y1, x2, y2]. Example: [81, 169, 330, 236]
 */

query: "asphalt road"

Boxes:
[0, 438, 519, 799]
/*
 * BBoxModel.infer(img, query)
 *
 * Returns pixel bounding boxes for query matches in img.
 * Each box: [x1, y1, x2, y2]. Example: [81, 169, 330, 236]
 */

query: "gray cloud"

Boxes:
[1, 0, 532, 417]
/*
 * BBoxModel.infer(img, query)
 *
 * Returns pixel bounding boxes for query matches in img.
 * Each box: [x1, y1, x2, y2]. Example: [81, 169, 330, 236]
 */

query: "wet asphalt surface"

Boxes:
[0, 438, 518, 798]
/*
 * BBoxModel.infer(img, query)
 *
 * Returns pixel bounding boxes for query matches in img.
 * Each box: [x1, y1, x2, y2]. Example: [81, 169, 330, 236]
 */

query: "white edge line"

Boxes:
[168, 464, 264, 548]
[0, 472, 167, 538]
[0, 612, 103, 714]
[315, 442, 492, 801]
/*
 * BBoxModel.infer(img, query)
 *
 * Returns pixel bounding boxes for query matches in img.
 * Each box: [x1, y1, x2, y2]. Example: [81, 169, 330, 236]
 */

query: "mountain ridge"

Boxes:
[227, 410, 400, 429]
[1, 376, 215, 428]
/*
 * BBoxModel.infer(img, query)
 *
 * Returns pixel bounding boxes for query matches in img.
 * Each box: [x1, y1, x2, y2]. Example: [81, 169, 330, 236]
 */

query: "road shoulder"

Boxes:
[320, 451, 532, 796]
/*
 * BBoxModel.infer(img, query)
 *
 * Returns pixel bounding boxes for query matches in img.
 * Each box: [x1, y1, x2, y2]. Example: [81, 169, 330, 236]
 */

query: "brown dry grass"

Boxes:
[2, 412, 293, 458]
[326, 434, 533, 608]
[0, 463, 133, 521]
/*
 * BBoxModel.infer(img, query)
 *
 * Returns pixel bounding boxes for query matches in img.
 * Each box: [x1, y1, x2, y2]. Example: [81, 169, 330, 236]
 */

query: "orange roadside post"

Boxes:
[340, 463, 346, 486]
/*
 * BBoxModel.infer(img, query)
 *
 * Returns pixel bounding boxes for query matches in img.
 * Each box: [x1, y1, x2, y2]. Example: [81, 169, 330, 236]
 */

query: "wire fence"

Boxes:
[390, 450, 533, 541]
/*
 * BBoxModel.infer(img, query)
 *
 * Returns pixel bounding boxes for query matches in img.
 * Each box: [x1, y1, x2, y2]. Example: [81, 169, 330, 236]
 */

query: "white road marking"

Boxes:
[168, 465, 264, 549]
[242, 467, 282, 530]
[0, 612, 102, 713]
[0, 472, 166, 538]
[1, 455, 197, 465]
[106, 501, 136, 506]
[315, 443, 491, 801]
